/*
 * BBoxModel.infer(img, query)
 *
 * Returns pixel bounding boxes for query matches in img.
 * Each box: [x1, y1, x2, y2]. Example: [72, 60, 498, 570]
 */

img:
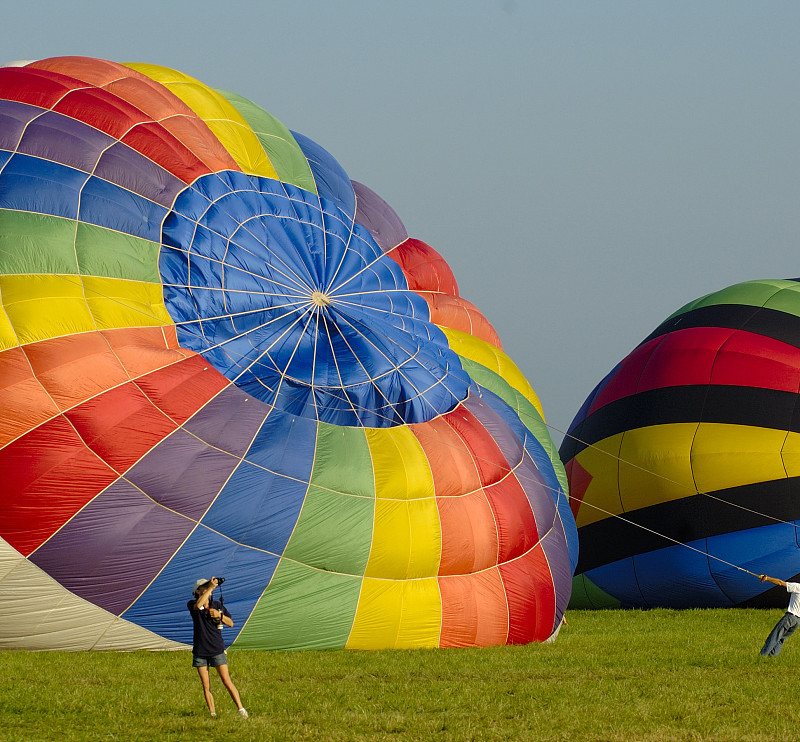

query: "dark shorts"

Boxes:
[192, 652, 227, 667]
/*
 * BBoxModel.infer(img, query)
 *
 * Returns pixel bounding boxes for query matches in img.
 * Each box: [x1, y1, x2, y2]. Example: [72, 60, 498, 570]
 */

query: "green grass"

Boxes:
[2, 609, 799, 741]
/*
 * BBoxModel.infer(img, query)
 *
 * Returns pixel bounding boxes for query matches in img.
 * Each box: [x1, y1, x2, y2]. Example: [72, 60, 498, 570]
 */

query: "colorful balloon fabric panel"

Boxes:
[0, 56, 576, 650]
[562, 279, 800, 609]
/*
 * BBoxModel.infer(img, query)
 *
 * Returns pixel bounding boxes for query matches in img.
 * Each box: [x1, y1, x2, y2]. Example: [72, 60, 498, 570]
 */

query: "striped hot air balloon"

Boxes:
[0, 56, 576, 650]
[562, 278, 800, 609]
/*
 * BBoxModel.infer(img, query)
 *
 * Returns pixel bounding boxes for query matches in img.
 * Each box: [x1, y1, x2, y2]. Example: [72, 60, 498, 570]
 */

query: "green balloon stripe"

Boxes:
[282, 484, 375, 576]
[0, 210, 160, 282]
[666, 279, 800, 321]
[238, 424, 374, 649]
[234, 560, 361, 650]
[283, 423, 375, 575]
[217, 88, 318, 195]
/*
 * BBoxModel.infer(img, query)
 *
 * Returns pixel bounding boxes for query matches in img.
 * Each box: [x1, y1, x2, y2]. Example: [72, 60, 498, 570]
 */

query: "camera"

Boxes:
[207, 577, 226, 629]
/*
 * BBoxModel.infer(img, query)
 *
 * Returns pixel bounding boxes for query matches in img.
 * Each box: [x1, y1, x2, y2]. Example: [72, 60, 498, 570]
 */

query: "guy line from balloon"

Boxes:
[10, 266, 780, 532]
[553, 423, 793, 579]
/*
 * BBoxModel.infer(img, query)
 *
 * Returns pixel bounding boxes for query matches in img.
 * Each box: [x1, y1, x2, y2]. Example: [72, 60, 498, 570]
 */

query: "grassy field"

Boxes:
[3, 609, 799, 742]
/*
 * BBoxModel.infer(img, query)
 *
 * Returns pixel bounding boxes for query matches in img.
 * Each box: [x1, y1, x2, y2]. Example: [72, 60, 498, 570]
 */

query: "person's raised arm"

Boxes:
[194, 577, 219, 610]
[760, 574, 787, 588]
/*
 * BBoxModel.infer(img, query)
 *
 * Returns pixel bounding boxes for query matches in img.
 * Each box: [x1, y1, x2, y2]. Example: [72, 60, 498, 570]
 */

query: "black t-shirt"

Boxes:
[187, 597, 230, 656]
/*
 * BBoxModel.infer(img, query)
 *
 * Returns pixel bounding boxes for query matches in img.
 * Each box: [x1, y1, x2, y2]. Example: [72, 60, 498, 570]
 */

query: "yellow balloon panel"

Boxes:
[1, 274, 97, 344]
[346, 577, 441, 650]
[365, 498, 442, 579]
[364, 426, 440, 578]
[579, 423, 800, 530]
[365, 426, 435, 501]
[618, 424, 698, 513]
[780, 430, 800, 476]
[0, 291, 20, 350]
[572, 433, 624, 528]
[691, 423, 793, 493]
[83, 277, 172, 330]
[0, 275, 170, 346]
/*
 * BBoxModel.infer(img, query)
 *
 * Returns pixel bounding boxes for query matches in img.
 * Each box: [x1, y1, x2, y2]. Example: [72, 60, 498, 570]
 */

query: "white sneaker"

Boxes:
[238, 708, 249, 719]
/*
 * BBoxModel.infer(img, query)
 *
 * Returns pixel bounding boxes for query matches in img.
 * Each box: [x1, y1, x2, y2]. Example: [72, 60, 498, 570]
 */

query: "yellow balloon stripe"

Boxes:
[0, 274, 170, 346]
[575, 422, 800, 528]
[441, 327, 543, 418]
[365, 426, 435, 501]
[123, 63, 278, 179]
[364, 426, 441, 579]
[346, 577, 441, 649]
[83, 276, 172, 330]
[0, 290, 20, 350]
[366, 499, 442, 579]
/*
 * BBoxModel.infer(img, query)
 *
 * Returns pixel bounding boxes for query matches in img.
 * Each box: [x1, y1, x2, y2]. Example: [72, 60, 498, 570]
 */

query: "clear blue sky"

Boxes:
[6, 1, 800, 442]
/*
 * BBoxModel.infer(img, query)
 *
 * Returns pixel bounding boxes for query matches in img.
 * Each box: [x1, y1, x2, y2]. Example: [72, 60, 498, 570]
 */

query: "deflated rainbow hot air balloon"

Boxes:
[0, 56, 576, 650]
[562, 278, 800, 609]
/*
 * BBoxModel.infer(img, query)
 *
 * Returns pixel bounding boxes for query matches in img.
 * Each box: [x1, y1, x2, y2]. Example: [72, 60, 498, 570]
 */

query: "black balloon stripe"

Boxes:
[576, 477, 800, 573]
[560, 384, 800, 462]
[641, 303, 800, 348]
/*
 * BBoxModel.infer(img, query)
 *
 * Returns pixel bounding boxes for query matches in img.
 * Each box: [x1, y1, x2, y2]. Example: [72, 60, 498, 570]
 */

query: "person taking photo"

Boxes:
[188, 576, 248, 718]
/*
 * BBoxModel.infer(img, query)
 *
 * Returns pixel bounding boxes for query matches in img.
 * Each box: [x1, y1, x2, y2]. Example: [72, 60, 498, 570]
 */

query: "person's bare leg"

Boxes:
[196, 665, 215, 715]
[215, 664, 244, 710]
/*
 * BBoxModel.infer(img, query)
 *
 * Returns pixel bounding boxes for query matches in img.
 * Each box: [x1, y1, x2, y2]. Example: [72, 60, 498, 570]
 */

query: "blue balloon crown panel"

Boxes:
[160, 172, 471, 427]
